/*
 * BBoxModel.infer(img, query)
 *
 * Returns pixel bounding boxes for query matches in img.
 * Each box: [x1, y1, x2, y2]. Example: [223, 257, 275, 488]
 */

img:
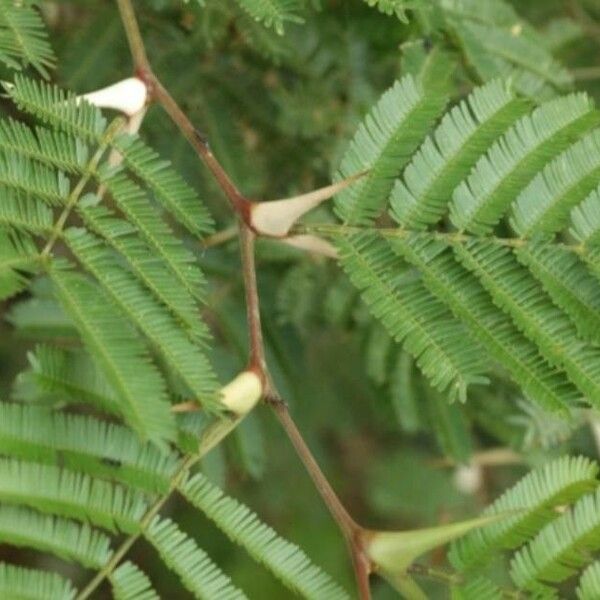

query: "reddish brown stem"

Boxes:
[238, 223, 268, 376]
[114, 0, 372, 595]
[270, 398, 372, 599]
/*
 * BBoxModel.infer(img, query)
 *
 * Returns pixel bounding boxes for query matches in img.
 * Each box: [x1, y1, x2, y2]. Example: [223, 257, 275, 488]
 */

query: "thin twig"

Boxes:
[114, 0, 150, 71]
[201, 225, 238, 249]
[114, 1, 373, 596]
[572, 66, 600, 80]
[269, 398, 372, 598]
[238, 224, 267, 375]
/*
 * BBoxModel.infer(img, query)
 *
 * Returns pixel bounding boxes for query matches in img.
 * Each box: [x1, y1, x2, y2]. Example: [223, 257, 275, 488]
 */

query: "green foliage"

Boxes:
[110, 562, 159, 600]
[144, 516, 245, 599]
[181, 472, 349, 599]
[1, 0, 600, 597]
[0, 0, 55, 77]
[449, 456, 599, 570]
[0, 562, 76, 600]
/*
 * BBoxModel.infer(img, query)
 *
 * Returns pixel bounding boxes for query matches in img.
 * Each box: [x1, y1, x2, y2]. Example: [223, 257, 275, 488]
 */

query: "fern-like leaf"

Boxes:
[449, 456, 598, 571]
[510, 487, 600, 593]
[0, 191, 52, 234]
[362, 0, 412, 22]
[391, 79, 529, 230]
[113, 133, 214, 237]
[577, 561, 600, 600]
[50, 266, 176, 444]
[455, 241, 600, 403]
[13, 344, 121, 413]
[511, 130, 600, 238]
[338, 233, 487, 402]
[449, 93, 598, 234]
[0, 117, 88, 174]
[0, 505, 111, 569]
[181, 472, 350, 599]
[65, 228, 219, 410]
[390, 235, 579, 411]
[6, 75, 107, 141]
[0, 562, 76, 600]
[451, 576, 503, 600]
[78, 201, 209, 342]
[0, 230, 40, 301]
[0, 0, 55, 77]
[110, 562, 159, 600]
[0, 151, 69, 205]
[98, 171, 207, 302]
[334, 75, 447, 226]
[0, 402, 178, 492]
[515, 244, 600, 344]
[145, 515, 246, 599]
[0, 458, 147, 533]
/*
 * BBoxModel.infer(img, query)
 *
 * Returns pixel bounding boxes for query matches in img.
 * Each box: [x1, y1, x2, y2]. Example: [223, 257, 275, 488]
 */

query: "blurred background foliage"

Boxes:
[2, 0, 600, 596]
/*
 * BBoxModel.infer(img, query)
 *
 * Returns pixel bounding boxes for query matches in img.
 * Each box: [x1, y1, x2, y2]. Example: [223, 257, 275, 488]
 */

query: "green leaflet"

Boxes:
[515, 243, 600, 345]
[571, 184, 600, 244]
[0, 230, 40, 301]
[455, 241, 600, 403]
[181, 472, 349, 600]
[0, 191, 53, 234]
[391, 79, 529, 230]
[145, 516, 246, 600]
[578, 562, 600, 600]
[98, 169, 207, 302]
[12, 344, 120, 412]
[0, 117, 88, 173]
[449, 93, 598, 234]
[511, 130, 600, 238]
[0, 0, 55, 77]
[0, 562, 76, 600]
[338, 233, 488, 402]
[110, 562, 159, 600]
[112, 133, 214, 237]
[0, 458, 147, 534]
[78, 201, 210, 343]
[449, 456, 598, 571]
[50, 266, 176, 444]
[6, 75, 107, 141]
[334, 75, 447, 226]
[0, 150, 69, 206]
[0, 505, 111, 569]
[511, 487, 600, 593]
[390, 235, 578, 412]
[65, 228, 220, 412]
[451, 20, 571, 94]
[0, 402, 178, 493]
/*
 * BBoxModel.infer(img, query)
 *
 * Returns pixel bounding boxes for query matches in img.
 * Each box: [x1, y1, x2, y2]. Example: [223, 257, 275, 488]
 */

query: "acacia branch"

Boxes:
[114, 0, 372, 596]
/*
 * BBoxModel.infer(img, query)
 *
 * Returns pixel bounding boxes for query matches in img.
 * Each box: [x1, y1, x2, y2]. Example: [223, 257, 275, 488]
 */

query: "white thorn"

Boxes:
[220, 370, 263, 416]
[453, 463, 483, 495]
[281, 234, 339, 258]
[81, 77, 148, 117]
[250, 171, 365, 237]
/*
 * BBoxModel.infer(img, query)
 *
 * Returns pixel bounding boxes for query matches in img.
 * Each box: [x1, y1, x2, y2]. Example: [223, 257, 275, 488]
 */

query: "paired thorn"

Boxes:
[249, 170, 366, 238]
[80, 77, 149, 116]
